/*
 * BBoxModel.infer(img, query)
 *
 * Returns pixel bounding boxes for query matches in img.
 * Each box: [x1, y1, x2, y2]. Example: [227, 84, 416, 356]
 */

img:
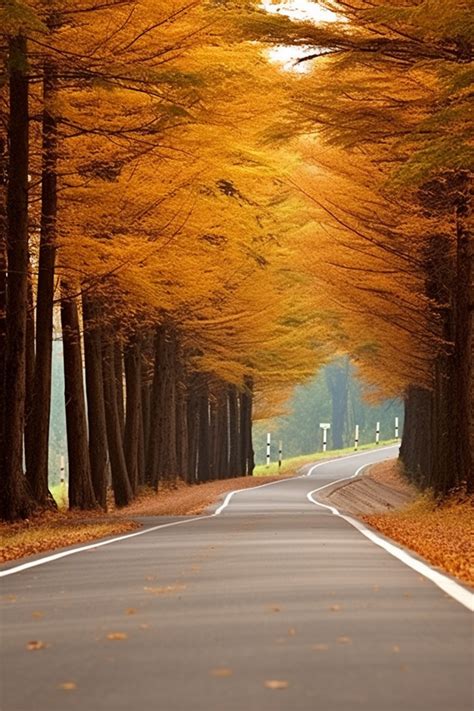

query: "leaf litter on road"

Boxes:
[264, 680, 289, 690]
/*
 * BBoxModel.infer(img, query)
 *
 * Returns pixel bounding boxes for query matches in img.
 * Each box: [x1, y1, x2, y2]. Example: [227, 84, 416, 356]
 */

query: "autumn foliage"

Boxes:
[0, 0, 472, 521]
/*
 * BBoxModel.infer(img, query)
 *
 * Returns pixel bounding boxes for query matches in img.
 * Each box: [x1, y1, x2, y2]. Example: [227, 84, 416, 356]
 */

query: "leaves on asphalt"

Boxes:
[210, 667, 233, 677]
[363, 494, 474, 585]
[125, 608, 137, 615]
[106, 632, 128, 640]
[336, 636, 352, 645]
[58, 682, 77, 691]
[264, 680, 289, 690]
[26, 640, 47, 651]
[32, 611, 44, 619]
[288, 627, 296, 636]
[144, 584, 186, 595]
[329, 604, 342, 612]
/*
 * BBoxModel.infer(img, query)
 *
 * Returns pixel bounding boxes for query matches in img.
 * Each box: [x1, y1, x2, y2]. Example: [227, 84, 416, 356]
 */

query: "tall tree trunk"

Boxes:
[61, 287, 97, 510]
[186, 375, 200, 483]
[114, 341, 125, 440]
[239, 376, 255, 476]
[175, 353, 189, 480]
[216, 389, 230, 479]
[0, 36, 33, 520]
[228, 385, 241, 477]
[26, 63, 58, 506]
[197, 383, 210, 483]
[102, 335, 133, 507]
[454, 192, 473, 491]
[24, 267, 35, 477]
[82, 294, 108, 509]
[399, 386, 432, 489]
[0, 136, 6, 461]
[124, 335, 142, 494]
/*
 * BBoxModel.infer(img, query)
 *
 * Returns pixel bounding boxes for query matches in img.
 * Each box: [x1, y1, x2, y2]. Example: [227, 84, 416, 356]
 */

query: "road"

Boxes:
[1, 446, 472, 711]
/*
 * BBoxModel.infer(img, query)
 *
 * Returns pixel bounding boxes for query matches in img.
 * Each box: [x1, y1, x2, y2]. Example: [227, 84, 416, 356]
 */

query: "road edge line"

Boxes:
[307, 464, 474, 613]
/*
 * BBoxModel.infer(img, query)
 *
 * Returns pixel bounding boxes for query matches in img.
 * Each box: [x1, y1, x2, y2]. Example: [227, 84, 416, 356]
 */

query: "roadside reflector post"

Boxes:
[395, 417, 399, 440]
[278, 441, 282, 470]
[376, 422, 380, 445]
[354, 425, 359, 451]
[60, 455, 65, 484]
[266, 432, 271, 467]
[319, 423, 331, 453]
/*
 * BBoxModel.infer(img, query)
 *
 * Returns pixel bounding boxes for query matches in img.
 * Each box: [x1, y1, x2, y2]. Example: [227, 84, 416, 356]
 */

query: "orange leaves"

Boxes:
[106, 632, 128, 641]
[264, 680, 289, 690]
[26, 640, 48, 651]
[210, 668, 233, 678]
[363, 494, 474, 586]
[58, 682, 77, 691]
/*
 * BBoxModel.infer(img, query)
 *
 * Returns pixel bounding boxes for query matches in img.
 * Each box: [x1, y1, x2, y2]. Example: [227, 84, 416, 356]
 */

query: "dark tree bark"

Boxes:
[197, 382, 211, 483]
[228, 385, 241, 477]
[114, 341, 125, 440]
[239, 376, 255, 476]
[216, 390, 230, 479]
[0, 36, 34, 520]
[61, 288, 97, 510]
[25, 62, 58, 506]
[454, 192, 473, 491]
[175, 352, 189, 480]
[186, 374, 200, 483]
[82, 294, 108, 509]
[0, 137, 6, 461]
[124, 335, 142, 494]
[399, 386, 432, 489]
[23, 267, 35, 479]
[102, 335, 134, 507]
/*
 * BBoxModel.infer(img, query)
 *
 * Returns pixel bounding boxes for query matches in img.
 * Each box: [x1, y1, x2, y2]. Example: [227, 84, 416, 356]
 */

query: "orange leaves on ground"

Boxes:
[210, 668, 233, 677]
[264, 680, 289, 690]
[26, 640, 48, 651]
[0, 512, 139, 563]
[58, 682, 77, 691]
[106, 632, 128, 641]
[363, 493, 474, 586]
[336, 636, 352, 645]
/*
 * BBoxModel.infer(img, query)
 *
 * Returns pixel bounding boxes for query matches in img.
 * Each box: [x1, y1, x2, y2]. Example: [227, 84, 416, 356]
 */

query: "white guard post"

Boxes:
[278, 440, 283, 470]
[376, 421, 380, 445]
[266, 432, 271, 467]
[319, 423, 331, 453]
[354, 424, 359, 451]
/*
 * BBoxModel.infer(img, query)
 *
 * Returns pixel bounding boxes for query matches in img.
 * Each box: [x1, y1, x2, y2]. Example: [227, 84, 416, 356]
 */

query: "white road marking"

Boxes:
[307, 464, 474, 613]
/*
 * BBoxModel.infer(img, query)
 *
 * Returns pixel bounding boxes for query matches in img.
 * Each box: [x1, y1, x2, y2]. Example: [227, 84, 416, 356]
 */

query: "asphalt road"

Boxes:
[1, 446, 472, 711]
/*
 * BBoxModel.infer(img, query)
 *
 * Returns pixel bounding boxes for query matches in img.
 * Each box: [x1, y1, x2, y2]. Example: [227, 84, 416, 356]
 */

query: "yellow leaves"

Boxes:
[336, 636, 352, 645]
[106, 632, 128, 641]
[210, 668, 233, 678]
[264, 680, 289, 690]
[329, 604, 342, 612]
[26, 640, 47, 651]
[363, 493, 474, 585]
[58, 682, 77, 691]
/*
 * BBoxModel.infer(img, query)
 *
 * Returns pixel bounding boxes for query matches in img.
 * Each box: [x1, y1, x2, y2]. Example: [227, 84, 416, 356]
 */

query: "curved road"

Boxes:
[1, 446, 472, 710]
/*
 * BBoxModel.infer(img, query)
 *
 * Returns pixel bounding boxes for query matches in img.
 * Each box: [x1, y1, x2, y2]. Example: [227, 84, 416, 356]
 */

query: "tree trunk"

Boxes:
[23, 268, 35, 479]
[124, 335, 142, 494]
[186, 375, 200, 483]
[239, 376, 255, 476]
[82, 294, 108, 509]
[114, 341, 125, 440]
[399, 386, 432, 489]
[175, 355, 189, 480]
[0, 136, 6, 461]
[0, 36, 34, 520]
[25, 63, 58, 506]
[197, 383, 210, 483]
[228, 385, 241, 477]
[61, 288, 97, 510]
[102, 335, 134, 507]
[454, 195, 473, 491]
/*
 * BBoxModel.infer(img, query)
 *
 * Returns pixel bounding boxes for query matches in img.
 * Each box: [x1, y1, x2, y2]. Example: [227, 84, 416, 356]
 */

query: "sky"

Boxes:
[260, 1, 341, 72]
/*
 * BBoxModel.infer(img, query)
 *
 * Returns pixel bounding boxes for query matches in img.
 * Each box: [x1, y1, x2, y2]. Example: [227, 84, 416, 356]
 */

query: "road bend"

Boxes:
[1, 445, 472, 711]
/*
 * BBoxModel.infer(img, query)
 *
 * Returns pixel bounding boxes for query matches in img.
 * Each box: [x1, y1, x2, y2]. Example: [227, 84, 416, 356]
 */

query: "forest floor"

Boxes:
[318, 460, 474, 587]
[2, 458, 473, 589]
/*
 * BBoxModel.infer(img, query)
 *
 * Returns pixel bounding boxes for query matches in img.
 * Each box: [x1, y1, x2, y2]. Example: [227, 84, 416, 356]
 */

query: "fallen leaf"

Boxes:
[139, 624, 150, 630]
[392, 645, 400, 653]
[125, 608, 137, 615]
[312, 643, 329, 651]
[210, 668, 233, 677]
[264, 680, 289, 690]
[27, 640, 47, 651]
[32, 611, 44, 619]
[372, 585, 380, 592]
[336, 636, 352, 645]
[288, 627, 296, 636]
[106, 632, 127, 641]
[58, 682, 77, 691]
[330, 604, 342, 612]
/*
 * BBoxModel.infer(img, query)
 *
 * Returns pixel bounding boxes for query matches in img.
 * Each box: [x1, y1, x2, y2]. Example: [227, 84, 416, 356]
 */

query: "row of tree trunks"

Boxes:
[0, 36, 34, 520]
[400, 186, 473, 495]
